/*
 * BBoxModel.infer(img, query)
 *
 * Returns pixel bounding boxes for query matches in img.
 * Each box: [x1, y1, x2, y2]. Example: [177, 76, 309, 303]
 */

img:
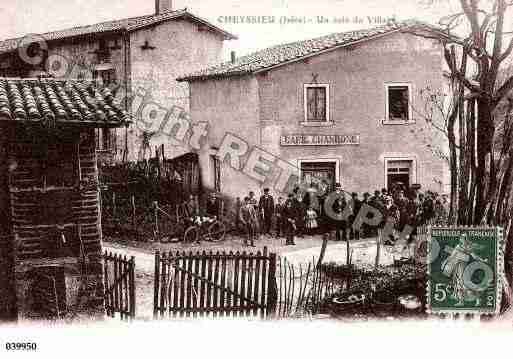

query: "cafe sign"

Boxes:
[280, 134, 360, 146]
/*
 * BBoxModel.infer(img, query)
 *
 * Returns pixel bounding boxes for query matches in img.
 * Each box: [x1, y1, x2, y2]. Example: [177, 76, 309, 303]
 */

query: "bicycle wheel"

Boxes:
[183, 226, 199, 243]
[208, 220, 226, 242]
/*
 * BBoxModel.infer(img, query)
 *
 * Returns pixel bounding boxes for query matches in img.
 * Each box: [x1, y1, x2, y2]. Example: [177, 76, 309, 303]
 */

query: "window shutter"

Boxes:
[316, 88, 326, 121]
[307, 87, 316, 121]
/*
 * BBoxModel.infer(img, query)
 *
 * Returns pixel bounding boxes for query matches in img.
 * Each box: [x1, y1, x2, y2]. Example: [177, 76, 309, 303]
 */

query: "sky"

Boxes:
[0, 0, 460, 60]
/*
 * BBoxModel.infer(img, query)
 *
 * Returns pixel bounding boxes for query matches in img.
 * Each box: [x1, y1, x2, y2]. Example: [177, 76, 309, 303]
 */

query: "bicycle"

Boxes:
[183, 215, 226, 243]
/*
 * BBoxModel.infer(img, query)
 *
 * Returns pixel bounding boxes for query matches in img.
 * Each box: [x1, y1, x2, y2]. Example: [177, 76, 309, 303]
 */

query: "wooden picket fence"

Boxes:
[153, 247, 278, 318]
[103, 251, 136, 320]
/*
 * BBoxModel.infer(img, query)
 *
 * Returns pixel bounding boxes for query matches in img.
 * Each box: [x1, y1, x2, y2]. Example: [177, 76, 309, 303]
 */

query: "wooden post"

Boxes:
[131, 195, 136, 228]
[375, 229, 382, 270]
[346, 235, 351, 265]
[316, 234, 328, 268]
[267, 252, 277, 317]
[153, 201, 159, 239]
[112, 192, 117, 218]
[153, 251, 160, 319]
[129, 256, 136, 319]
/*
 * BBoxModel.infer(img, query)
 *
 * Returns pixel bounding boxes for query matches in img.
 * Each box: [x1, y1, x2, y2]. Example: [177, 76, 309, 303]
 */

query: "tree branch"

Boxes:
[493, 75, 513, 108]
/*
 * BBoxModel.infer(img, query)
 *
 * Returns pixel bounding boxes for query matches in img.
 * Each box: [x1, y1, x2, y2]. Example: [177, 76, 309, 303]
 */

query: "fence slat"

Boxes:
[260, 247, 268, 319]
[253, 251, 261, 317]
[178, 251, 186, 318]
[212, 252, 220, 318]
[233, 252, 240, 318]
[153, 251, 160, 318]
[267, 252, 277, 317]
[200, 251, 207, 317]
[113, 253, 119, 318]
[172, 251, 180, 317]
[206, 250, 213, 318]
[130, 256, 136, 319]
[159, 252, 168, 317]
[240, 252, 247, 317]
[123, 255, 129, 319]
[193, 253, 200, 318]
[186, 251, 193, 318]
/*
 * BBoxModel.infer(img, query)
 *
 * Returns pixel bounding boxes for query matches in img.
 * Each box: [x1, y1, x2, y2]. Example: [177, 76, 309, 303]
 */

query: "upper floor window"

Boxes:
[384, 83, 412, 124]
[93, 69, 116, 87]
[95, 128, 116, 152]
[303, 84, 330, 126]
[97, 39, 111, 63]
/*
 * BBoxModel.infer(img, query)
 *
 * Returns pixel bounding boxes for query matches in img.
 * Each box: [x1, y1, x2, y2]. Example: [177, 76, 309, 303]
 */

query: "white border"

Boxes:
[383, 82, 413, 125]
[302, 83, 331, 126]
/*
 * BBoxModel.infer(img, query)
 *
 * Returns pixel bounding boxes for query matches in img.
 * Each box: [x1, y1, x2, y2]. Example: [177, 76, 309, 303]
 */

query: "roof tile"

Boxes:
[0, 78, 130, 127]
[0, 9, 236, 56]
[178, 20, 453, 81]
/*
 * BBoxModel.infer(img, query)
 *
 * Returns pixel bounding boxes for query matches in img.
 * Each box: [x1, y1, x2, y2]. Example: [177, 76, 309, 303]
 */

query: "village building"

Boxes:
[178, 21, 452, 201]
[0, 77, 130, 321]
[0, 0, 236, 164]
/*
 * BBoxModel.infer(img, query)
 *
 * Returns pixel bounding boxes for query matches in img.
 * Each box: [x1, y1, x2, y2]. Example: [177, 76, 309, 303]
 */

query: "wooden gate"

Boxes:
[153, 247, 277, 318]
[103, 251, 136, 320]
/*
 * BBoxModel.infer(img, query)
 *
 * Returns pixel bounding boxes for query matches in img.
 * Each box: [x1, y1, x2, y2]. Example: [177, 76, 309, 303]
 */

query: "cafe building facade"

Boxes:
[178, 21, 452, 200]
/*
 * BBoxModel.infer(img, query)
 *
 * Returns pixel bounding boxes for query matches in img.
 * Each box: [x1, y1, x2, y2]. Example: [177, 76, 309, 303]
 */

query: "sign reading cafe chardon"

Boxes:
[280, 134, 360, 146]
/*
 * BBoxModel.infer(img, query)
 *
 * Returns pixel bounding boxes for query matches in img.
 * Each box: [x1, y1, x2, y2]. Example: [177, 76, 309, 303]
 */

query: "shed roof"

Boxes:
[178, 20, 456, 82]
[0, 78, 130, 127]
[0, 9, 236, 56]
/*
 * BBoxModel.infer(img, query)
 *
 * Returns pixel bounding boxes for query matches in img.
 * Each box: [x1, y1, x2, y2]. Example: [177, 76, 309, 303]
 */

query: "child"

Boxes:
[305, 206, 318, 235]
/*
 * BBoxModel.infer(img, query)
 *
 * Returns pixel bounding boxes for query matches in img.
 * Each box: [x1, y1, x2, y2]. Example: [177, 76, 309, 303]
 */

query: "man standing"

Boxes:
[206, 192, 220, 218]
[331, 184, 350, 241]
[258, 188, 275, 236]
[292, 187, 305, 238]
[282, 194, 297, 245]
[248, 190, 259, 235]
[350, 192, 362, 240]
[274, 196, 285, 238]
[239, 197, 258, 246]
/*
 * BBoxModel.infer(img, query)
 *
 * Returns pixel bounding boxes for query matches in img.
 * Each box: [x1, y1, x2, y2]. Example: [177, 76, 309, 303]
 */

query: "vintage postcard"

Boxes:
[0, 0, 512, 356]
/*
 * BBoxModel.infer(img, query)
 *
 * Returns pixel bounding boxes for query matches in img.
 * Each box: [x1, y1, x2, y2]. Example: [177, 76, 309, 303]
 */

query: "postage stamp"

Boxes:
[427, 226, 505, 315]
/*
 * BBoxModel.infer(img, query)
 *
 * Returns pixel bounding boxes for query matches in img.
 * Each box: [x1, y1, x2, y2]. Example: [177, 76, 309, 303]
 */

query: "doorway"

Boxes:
[300, 161, 337, 192]
[385, 159, 414, 190]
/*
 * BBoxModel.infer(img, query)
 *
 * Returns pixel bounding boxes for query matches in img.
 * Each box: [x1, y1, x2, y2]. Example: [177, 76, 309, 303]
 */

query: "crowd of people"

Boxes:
[181, 182, 450, 247]
[232, 183, 450, 247]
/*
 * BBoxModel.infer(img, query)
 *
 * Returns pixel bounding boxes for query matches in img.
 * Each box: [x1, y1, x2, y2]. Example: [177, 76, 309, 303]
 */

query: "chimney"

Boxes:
[231, 51, 236, 64]
[155, 0, 172, 14]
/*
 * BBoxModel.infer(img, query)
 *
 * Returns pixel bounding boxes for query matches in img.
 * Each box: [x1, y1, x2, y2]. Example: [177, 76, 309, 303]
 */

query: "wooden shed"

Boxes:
[0, 77, 129, 321]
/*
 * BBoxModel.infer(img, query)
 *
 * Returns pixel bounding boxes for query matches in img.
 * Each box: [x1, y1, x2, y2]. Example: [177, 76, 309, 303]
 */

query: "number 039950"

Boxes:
[5, 342, 37, 351]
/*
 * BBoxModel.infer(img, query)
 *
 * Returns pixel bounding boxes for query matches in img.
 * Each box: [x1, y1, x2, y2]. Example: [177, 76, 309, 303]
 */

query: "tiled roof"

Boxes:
[0, 9, 236, 55]
[0, 78, 130, 127]
[178, 20, 454, 81]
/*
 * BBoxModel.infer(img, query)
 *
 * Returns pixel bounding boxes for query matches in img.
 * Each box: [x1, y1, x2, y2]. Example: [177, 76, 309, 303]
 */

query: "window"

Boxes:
[384, 158, 416, 190]
[97, 39, 111, 63]
[93, 69, 116, 87]
[211, 155, 221, 192]
[95, 128, 116, 152]
[303, 84, 330, 125]
[385, 83, 412, 124]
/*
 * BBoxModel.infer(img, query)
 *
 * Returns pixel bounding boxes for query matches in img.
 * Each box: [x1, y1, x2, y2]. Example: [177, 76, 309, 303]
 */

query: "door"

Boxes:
[386, 160, 412, 191]
[300, 162, 336, 192]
